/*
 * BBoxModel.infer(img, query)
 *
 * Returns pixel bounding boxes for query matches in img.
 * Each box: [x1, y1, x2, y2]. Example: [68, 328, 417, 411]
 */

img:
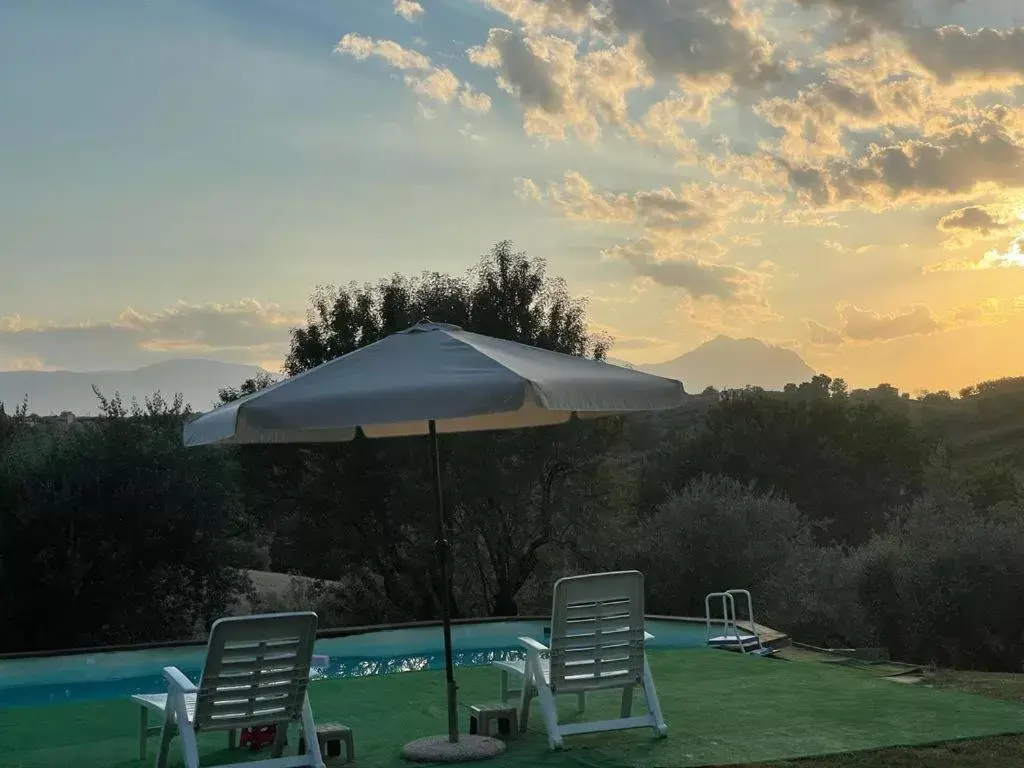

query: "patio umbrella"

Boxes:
[183, 320, 686, 759]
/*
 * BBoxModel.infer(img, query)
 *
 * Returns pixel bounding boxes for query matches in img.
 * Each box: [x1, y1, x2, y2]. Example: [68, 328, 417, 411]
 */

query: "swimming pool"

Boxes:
[0, 618, 727, 708]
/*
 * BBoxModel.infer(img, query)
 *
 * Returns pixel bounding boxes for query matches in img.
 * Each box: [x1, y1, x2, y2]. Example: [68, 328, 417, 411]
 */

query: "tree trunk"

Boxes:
[490, 586, 518, 617]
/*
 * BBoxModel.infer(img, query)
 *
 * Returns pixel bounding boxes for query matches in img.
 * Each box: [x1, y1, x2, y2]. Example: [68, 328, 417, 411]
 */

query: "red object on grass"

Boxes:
[238, 725, 280, 750]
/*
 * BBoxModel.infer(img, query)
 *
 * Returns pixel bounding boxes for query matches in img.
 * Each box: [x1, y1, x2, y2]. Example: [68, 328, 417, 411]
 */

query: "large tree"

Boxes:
[253, 241, 618, 621]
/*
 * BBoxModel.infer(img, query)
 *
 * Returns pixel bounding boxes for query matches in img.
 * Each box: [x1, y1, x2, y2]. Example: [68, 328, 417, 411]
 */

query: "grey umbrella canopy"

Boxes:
[183, 320, 686, 757]
[184, 320, 685, 446]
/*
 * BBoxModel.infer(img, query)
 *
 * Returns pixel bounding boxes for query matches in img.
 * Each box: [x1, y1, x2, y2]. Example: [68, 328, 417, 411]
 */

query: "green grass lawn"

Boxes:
[733, 659, 1024, 768]
[4, 648, 1024, 767]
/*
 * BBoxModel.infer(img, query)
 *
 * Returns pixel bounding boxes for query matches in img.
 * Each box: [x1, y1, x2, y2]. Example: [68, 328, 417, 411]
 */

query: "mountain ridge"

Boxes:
[0, 359, 274, 416]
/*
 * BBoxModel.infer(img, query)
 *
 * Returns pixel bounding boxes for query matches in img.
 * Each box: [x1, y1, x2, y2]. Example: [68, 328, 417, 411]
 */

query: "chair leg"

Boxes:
[642, 658, 668, 737]
[620, 685, 634, 718]
[155, 707, 175, 768]
[299, 694, 325, 768]
[174, 710, 201, 768]
[518, 671, 534, 732]
[531, 667, 563, 750]
[270, 721, 288, 758]
[139, 705, 149, 761]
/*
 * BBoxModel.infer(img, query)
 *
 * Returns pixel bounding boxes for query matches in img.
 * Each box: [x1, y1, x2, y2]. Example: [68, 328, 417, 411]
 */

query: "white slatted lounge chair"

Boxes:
[493, 570, 668, 750]
[131, 612, 327, 768]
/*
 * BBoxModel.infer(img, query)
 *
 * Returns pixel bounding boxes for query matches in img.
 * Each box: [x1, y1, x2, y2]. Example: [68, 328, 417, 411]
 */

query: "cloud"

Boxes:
[393, 0, 424, 23]
[0, 300, 298, 371]
[467, 29, 651, 141]
[466, 0, 796, 142]
[906, 25, 1024, 83]
[926, 223, 1024, 272]
[335, 34, 491, 113]
[517, 170, 778, 308]
[794, 0, 907, 38]
[480, 0, 786, 92]
[807, 295, 1024, 345]
[982, 231, 1024, 269]
[800, 0, 1024, 85]
[841, 302, 943, 341]
[520, 171, 770, 235]
[605, 239, 765, 302]
[625, 89, 721, 162]
[754, 71, 946, 163]
[807, 303, 944, 344]
[824, 240, 875, 253]
[586, 319, 676, 354]
[336, 34, 432, 70]
[781, 117, 1024, 210]
[598, 0, 786, 89]
[937, 204, 1015, 235]
[932, 202, 1022, 250]
[478, 0, 594, 33]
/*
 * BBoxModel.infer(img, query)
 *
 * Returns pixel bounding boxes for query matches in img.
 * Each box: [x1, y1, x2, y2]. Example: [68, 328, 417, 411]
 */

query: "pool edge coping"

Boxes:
[0, 615, 789, 661]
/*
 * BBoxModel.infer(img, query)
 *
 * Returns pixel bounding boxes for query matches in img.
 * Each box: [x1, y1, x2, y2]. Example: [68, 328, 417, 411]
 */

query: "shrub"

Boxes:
[761, 542, 874, 649]
[841, 486, 1024, 671]
[634, 474, 818, 618]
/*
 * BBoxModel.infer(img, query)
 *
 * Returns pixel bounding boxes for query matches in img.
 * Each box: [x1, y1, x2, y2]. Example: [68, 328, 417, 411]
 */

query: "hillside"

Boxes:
[910, 379, 1024, 468]
[0, 359, 274, 416]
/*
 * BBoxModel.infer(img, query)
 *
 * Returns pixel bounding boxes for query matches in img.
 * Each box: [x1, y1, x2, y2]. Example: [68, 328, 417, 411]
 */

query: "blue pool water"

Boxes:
[0, 619, 719, 708]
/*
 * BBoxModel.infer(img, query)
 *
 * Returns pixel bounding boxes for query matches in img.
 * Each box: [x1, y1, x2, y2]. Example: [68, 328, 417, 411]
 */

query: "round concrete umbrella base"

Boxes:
[402, 734, 507, 763]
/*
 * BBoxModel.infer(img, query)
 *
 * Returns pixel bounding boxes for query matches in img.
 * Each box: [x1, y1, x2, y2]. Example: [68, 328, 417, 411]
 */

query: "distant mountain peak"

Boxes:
[637, 336, 815, 392]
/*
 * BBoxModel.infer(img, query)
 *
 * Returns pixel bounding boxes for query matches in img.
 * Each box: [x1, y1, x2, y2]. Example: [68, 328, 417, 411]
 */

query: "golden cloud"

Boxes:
[468, 29, 652, 142]
[807, 295, 1024, 346]
[335, 34, 491, 114]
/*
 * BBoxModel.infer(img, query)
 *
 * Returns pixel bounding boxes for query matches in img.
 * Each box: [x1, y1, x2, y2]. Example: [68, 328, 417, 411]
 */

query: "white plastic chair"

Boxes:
[133, 612, 326, 768]
[494, 570, 668, 749]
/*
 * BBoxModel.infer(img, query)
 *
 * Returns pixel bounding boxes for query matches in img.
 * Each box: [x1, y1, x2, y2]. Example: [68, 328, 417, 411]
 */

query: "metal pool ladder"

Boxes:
[705, 589, 766, 654]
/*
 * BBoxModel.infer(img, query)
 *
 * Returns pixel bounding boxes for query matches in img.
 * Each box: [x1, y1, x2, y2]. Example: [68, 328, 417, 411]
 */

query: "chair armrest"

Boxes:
[162, 666, 198, 693]
[518, 636, 549, 654]
[311, 654, 329, 667]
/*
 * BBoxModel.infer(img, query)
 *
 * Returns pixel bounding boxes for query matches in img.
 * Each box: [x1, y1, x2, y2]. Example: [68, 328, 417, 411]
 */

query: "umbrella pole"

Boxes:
[402, 422, 504, 761]
[429, 419, 460, 744]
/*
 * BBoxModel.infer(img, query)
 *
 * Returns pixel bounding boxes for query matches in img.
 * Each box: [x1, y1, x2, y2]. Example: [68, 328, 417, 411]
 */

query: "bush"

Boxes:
[760, 542, 874, 649]
[851, 490, 1024, 671]
[633, 474, 818, 618]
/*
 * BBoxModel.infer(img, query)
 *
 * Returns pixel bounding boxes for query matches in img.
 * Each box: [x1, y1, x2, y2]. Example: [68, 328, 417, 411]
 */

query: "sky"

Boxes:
[2, 0, 1024, 394]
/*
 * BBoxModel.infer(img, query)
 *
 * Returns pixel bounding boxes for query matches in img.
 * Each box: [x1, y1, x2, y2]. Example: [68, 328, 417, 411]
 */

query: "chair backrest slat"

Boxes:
[548, 571, 645, 694]
[194, 612, 318, 732]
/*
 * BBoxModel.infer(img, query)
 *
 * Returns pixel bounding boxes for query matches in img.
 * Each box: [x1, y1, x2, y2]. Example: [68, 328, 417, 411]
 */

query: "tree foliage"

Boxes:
[669, 379, 931, 544]
[0, 391, 250, 652]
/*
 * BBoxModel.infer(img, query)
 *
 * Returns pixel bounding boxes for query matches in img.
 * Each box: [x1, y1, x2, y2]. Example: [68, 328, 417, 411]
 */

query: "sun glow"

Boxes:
[979, 211, 1024, 269]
